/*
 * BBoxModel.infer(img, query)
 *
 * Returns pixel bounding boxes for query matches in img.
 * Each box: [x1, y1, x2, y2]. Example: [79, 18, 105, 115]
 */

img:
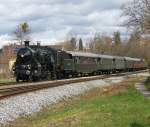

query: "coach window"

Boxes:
[98, 58, 102, 64]
[75, 57, 80, 64]
[74, 57, 77, 63]
[113, 59, 115, 64]
[78, 57, 80, 63]
[68, 54, 72, 59]
[95, 58, 98, 64]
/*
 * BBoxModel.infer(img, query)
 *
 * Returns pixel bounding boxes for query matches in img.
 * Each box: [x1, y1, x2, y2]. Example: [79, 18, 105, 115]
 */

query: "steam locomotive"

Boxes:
[14, 41, 147, 82]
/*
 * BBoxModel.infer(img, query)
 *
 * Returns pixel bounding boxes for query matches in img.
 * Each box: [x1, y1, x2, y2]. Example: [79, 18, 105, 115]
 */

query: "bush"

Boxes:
[145, 77, 150, 90]
[0, 72, 14, 79]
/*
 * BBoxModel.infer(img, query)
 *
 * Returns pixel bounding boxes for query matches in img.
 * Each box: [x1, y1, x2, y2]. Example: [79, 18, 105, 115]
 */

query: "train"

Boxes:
[14, 41, 147, 82]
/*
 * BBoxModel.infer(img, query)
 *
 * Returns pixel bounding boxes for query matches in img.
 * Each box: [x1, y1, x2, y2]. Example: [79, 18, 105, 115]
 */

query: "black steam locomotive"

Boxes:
[14, 41, 147, 82]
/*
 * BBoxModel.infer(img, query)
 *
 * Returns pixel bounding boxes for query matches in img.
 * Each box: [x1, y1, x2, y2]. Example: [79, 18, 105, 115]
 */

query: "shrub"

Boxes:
[145, 77, 150, 90]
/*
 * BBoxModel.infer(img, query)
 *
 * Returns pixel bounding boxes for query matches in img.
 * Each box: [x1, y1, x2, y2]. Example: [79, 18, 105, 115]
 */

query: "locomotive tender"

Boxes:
[14, 41, 147, 82]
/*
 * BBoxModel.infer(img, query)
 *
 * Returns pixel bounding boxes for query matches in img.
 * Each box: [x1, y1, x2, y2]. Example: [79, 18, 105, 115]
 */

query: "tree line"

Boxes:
[62, 31, 149, 59]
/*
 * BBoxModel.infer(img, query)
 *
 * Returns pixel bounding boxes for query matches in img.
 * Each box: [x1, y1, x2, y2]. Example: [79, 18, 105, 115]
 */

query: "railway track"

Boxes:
[0, 70, 148, 100]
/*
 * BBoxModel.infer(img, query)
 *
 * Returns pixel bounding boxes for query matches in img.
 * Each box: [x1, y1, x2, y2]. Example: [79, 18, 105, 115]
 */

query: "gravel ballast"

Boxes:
[0, 72, 149, 124]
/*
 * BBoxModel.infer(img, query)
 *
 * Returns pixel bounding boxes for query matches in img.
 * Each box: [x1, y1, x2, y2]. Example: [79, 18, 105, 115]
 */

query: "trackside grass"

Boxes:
[145, 77, 150, 90]
[4, 79, 150, 127]
[0, 79, 15, 84]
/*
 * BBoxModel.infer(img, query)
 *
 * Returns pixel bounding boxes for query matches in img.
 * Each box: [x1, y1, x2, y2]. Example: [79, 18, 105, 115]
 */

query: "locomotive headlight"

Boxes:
[26, 70, 30, 75]
[21, 54, 24, 58]
[27, 65, 31, 69]
[34, 70, 38, 74]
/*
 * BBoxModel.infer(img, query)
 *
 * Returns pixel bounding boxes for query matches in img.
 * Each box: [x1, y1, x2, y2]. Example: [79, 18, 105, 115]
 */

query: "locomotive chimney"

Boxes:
[24, 40, 30, 47]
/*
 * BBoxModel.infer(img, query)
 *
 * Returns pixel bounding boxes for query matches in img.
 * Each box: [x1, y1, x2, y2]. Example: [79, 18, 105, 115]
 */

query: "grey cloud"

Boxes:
[0, 0, 131, 47]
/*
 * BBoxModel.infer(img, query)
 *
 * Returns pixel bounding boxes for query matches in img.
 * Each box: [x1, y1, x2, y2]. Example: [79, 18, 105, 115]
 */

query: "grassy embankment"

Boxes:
[5, 78, 150, 127]
[0, 74, 15, 84]
[0, 77, 15, 84]
[145, 77, 150, 90]
[0, 79, 15, 84]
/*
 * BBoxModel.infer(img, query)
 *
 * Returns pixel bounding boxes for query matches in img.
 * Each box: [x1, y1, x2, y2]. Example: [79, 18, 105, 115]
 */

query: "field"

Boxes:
[5, 78, 150, 127]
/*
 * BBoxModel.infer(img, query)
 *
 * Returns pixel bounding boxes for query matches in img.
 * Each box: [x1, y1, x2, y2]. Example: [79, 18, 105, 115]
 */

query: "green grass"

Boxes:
[4, 79, 150, 127]
[0, 78, 16, 84]
[0, 73, 16, 84]
[145, 77, 150, 90]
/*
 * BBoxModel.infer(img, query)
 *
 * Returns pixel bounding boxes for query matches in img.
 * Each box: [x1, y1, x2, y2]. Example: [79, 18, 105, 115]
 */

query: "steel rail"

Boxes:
[0, 70, 148, 100]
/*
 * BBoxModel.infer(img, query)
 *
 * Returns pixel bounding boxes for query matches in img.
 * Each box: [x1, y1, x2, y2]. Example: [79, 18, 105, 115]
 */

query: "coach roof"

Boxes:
[66, 51, 114, 59]
[124, 57, 141, 61]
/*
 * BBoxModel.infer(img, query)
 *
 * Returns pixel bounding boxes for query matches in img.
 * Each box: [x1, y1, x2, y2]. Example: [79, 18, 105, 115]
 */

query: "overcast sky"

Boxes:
[0, 0, 131, 47]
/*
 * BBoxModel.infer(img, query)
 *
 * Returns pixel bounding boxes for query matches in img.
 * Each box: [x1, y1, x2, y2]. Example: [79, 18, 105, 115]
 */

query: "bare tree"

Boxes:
[122, 0, 150, 33]
[62, 37, 77, 51]
[122, 0, 150, 68]
[88, 33, 112, 54]
[62, 41, 73, 51]
[64, 31, 78, 51]
[13, 22, 30, 45]
[125, 31, 142, 57]
[70, 37, 77, 50]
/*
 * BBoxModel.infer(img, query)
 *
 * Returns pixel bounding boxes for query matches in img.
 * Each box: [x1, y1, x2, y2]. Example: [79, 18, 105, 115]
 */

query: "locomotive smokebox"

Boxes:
[24, 40, 30, 47]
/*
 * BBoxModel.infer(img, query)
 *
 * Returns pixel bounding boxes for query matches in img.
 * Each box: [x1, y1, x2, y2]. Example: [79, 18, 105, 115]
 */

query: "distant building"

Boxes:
[0, 44, 22, 77]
